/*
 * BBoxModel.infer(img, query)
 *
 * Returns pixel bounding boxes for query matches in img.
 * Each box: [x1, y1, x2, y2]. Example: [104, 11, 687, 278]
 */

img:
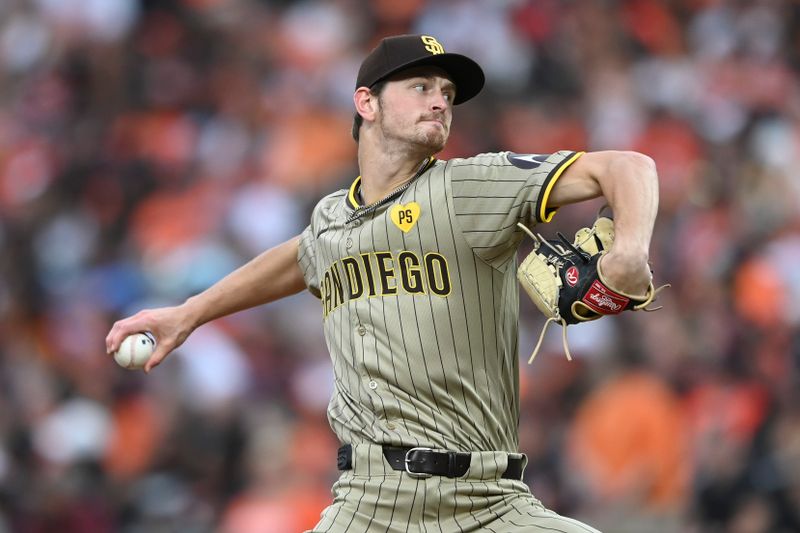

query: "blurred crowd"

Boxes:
[1, 0, 799, 531]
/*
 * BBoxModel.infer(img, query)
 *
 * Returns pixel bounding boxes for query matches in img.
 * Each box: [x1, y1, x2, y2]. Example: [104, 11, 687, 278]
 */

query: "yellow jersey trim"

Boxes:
[348, 176, 362, 209]
[346, 157, 436, 210]
[537, 151, 585, 223]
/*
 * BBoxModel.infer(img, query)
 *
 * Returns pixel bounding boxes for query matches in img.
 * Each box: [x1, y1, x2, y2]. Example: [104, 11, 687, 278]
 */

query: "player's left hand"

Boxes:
[516, 215, 668, 362]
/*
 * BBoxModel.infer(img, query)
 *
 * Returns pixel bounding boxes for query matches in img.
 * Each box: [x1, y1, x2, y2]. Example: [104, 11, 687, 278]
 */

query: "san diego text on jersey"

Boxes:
[319, 250, 451, 318]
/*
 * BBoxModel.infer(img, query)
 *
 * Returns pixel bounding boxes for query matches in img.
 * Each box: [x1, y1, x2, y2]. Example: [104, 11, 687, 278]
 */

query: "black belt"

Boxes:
[337, 444, 524, 480]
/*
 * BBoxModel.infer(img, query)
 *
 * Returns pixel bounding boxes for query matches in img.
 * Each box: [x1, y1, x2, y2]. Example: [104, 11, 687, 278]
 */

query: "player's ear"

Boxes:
[354, 87, 379, 123]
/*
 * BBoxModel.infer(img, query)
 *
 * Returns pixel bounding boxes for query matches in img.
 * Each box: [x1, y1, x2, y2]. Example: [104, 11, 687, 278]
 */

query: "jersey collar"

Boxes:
[347, 157, 437, 210]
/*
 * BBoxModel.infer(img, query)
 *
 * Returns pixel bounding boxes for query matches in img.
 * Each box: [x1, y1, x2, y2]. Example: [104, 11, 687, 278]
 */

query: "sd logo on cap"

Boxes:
[355, 34, 485, 105]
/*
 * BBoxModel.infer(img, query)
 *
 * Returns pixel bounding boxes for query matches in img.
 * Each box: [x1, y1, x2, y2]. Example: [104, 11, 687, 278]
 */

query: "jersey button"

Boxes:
[345, 238, 353, 248]
[357, 325, 367, 336]
[368, 380, 378, 390]
[386, 422, 396, 430]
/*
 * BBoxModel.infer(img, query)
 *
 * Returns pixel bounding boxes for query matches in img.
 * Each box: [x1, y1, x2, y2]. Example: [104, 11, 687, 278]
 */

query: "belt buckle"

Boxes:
[404, 447, 434, 479]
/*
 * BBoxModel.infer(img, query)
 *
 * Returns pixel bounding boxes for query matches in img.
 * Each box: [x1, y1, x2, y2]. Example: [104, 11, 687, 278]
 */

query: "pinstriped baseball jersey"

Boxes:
[298, 150, 583, 453]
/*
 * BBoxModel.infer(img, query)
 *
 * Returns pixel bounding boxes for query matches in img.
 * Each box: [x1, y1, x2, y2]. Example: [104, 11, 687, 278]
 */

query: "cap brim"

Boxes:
[370, 53, 485, 105]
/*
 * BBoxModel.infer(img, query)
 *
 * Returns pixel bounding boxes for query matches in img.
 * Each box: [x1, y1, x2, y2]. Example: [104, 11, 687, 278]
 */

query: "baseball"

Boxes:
[113, 332, 156, 369]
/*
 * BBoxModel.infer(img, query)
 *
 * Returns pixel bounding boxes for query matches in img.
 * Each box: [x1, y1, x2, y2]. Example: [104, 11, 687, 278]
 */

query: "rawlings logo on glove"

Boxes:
[584, 281, 628, 313]
[517, 214, 667, 363]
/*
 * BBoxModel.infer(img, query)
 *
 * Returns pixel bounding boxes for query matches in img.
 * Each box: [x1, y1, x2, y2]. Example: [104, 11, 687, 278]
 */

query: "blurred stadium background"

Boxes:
[1, 0, 799, 532]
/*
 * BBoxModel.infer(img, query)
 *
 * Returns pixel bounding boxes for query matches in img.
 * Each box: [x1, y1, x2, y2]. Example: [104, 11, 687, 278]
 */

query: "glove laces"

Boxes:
[517, 222, 575, 363]
[529, 316, 572, 364]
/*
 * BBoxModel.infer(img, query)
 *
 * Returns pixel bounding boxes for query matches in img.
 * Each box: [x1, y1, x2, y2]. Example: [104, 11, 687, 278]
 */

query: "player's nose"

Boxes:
[430, 90, 450, 111]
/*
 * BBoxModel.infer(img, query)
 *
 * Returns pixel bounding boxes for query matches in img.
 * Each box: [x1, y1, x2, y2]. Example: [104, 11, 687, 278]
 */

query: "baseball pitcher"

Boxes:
[106, 34, 661, 532]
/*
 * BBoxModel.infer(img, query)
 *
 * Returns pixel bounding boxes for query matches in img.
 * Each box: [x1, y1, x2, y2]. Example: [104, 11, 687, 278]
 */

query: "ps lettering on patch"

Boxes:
[390, 202, 421, 233]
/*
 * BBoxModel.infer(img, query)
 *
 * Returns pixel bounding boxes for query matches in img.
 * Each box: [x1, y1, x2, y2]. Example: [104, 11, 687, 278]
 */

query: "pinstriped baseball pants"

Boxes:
[307, 443, 601, 533]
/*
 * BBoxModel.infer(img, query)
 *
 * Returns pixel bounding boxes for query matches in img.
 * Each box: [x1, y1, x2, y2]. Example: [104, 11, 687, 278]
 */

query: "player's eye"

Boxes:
[414, 84, 426, 93]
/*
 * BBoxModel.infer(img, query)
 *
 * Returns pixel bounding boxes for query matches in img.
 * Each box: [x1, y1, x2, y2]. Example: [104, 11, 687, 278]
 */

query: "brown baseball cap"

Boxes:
[356, 34, 485, 105]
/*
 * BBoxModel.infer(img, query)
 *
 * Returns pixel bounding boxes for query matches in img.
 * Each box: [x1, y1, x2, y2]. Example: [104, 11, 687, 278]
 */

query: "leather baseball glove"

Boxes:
[517, 214, 666, 363]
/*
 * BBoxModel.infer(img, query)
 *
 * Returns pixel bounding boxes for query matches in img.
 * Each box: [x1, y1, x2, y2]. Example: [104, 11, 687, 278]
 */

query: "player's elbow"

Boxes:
[590, 151, 658, 193]
[610, 151, 657, 178]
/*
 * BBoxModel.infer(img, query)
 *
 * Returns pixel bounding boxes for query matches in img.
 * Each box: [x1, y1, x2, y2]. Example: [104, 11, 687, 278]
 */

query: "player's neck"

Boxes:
[357, 138, 433, 205]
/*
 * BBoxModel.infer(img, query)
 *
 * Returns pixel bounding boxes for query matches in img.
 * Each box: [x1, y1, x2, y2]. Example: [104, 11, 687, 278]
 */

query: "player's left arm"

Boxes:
[547, 150, 659, 296]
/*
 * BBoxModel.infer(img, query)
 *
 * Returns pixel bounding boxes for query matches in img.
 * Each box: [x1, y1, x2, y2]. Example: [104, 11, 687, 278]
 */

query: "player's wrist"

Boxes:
[598, 251, 651, 296]
[603, 247, 649, 267]
[179, 297, 208, 330]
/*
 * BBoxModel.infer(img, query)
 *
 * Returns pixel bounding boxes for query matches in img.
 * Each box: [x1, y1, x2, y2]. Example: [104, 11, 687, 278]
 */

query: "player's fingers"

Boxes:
[106, 320, 131, 354]
[143, 342, 172, 374]
[106, 321, 136, 354]
[106, 312, 150, 354]
[144, 324, 196, 373]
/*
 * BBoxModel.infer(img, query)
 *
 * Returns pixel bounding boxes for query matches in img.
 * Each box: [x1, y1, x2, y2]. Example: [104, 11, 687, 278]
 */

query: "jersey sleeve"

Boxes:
[449, 150, 583, 267]
[297, 223, 321, 299]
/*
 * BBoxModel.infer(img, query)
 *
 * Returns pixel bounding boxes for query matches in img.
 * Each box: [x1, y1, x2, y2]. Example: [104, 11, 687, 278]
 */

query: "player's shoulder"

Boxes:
[446, 151, 576, 168]
[444, 151, 513, 169]
[441, 152, 518, 185]
[309, 188, 348, 223]
[314, 188, 348, 210]
[318, 187, 348, 205]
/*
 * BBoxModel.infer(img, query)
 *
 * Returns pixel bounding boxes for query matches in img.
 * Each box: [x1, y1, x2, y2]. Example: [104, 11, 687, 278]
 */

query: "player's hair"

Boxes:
[352, 81, 387, 143]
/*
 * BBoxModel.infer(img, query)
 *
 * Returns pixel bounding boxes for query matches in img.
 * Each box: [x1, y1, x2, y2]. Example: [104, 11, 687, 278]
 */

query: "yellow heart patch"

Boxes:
[390, 202, 421, 233]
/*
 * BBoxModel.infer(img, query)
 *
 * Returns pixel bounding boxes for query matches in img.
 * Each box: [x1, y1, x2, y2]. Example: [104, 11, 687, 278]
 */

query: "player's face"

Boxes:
[377, 67, 455, 153]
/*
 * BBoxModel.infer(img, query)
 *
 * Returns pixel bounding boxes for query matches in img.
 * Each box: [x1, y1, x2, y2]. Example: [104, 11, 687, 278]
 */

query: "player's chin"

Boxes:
[416, 129, 448, 152]
[418, 138, 446, 153]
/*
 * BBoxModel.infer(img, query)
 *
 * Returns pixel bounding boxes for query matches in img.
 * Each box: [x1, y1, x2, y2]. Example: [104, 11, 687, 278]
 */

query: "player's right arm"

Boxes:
[105, 236, 306, 372]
